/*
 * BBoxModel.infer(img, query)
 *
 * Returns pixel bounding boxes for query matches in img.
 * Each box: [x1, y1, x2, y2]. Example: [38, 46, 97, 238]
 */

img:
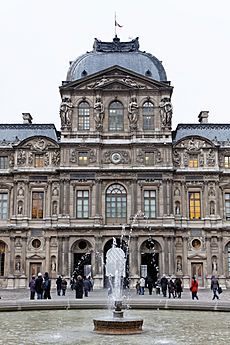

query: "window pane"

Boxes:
[143, 102, 154, 130]
[109, 101, 124, 131]
[0, 193, 8, 219]
[0, 157, 8, 169]
[32, 192, 44, 219]
[144, 190, 156, 218]
[76, 190, 89, 218]
[189, 192, 201, 219]
[78, 102, 90, 130]
[106, 184, 127, 220]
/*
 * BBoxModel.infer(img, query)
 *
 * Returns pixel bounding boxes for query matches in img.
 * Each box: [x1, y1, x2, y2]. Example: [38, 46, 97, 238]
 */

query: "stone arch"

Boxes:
[139, 238, 161, 284]
[71, 239, 93, 278]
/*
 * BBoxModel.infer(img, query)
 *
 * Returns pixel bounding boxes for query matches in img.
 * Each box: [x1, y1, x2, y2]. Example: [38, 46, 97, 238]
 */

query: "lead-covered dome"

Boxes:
[66, 37, 167, 82]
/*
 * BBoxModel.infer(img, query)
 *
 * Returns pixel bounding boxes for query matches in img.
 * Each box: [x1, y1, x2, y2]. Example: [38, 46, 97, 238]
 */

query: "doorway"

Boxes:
[191, 262, 203, 287]
[141, 252, 159, 286]
[30, 262, 42, 278]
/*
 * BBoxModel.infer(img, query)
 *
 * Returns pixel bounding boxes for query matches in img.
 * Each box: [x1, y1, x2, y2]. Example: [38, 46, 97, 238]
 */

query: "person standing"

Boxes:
[146, 276, 153, 295]
[29, 275, 36, 300]
[56, 275, 62, 296]
[139, 277, 145, 295]
[175, 277, 183, 298]
[43, 272, 51, 299]
[61, 277, 68, 296]
[35, 272, 44, 299]
[83, 276, 91, 297]
[160, 274, 168, 297]
[211, 275, 219, 300]
[168, 278, 175, 298]
[190, 276, 199, 300]
[74, 275, 84, 299]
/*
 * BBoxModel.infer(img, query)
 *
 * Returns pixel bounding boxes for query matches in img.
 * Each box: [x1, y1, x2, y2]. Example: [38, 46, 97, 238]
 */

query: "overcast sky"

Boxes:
[0, 0, 229, 130]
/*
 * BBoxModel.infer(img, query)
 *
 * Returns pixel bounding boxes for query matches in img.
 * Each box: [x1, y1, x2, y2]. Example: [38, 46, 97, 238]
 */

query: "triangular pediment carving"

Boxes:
[174, 136, 215, 150]
[60, 65, 172, 92]
[26, 254, 45, 260]
[188, 253, 207, 260]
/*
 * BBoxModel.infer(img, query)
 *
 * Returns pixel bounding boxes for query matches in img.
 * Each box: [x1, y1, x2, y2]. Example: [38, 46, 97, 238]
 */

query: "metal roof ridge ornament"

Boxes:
[93, 37, 139, 53]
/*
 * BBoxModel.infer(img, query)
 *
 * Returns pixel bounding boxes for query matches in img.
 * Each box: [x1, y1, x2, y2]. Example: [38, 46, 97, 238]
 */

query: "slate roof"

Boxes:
[0, 124, 60, 145]
[67, 37, 167, 82]
[173, 124, 230, 144]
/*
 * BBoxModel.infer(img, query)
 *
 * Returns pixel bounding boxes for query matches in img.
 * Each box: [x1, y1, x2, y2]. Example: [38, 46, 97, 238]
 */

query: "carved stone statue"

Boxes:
[94, 95, 104, 131]
[128, 95, 138, 131]
[159, 97, 173, 128]
[60, 97, 73, 128]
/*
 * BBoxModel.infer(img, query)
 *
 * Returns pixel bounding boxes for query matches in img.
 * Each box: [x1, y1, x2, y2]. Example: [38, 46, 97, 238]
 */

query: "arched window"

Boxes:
[78, 101, 90, 130]
[108, 101, 124, 131]
[142, 101, 154, 130]
[0, 241, 6, 276]
[106, 184, 127, 223]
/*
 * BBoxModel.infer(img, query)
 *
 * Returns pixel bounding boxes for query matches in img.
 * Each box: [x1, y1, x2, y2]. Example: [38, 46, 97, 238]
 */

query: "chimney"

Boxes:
[22, 113, 33, 124]
[198, 111, 209, 124]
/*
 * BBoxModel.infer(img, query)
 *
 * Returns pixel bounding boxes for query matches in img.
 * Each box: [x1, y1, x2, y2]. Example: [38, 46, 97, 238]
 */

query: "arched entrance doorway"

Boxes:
[0, 241, 6, 276]
[140, 238, 160, 286]
[72, 239, 92, 278]
[103, 238, 129, 288]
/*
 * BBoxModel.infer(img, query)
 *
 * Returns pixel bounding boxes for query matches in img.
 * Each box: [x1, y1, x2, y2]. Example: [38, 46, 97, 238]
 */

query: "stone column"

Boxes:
[218, 236, 224, 275]
[63, 237, 69, 276]
[204, 181, 209, 218]
[45, 237, 50, 273]
[163, 236, 168, 274]
[129, 236, 139, 280]
[182, 236, 188, 275]
[206, 236, 212, 275]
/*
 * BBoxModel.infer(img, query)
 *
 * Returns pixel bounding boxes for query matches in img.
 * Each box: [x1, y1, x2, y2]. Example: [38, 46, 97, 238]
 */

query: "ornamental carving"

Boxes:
[52, 151, 60, 166]
[136, 149, 162, 165]
[159, 97, 173, 128]
[128, 95, 139, 131]
[60, 97, 73, 129]
[44, 152, 49, 166]
[87, 77, 112, 89]
[69, 149, 96, 164]
[102, 151, 130, 164]
[173, 150, 181, 167]
[17, 150, 26, 166]
[94, 95, 104, 131]
[206, 149, 216, 166]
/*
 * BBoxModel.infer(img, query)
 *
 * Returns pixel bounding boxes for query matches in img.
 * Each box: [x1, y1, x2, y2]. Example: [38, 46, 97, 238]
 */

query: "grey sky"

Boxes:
[0, 0, 229, 129]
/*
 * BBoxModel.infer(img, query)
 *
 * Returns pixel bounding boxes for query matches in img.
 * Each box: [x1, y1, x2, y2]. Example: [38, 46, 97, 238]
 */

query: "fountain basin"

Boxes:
[93, 317, 143, 334]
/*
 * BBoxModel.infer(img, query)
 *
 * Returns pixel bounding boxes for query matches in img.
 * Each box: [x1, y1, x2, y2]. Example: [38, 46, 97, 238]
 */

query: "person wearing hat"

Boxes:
[35, 272, 44, 299]
[29, 275, 36, 300]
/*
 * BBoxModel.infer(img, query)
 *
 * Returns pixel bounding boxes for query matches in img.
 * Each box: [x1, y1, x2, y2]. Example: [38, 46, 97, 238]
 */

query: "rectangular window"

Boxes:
[189, 192, 201, 219]
[224, 156, 230, 168]
[76, 190, 89, 218]
[225, 193, 230, 220]
[0, 193, 8, 219]
[78, 108, 90, 130]
[78, 152, 88, 166]
[189, 155, 198, 168]
[32, 192, 44, 219]
[144, 190, 156, 218]
[0, 157, 8, 169]
[34, 155, 44, 168]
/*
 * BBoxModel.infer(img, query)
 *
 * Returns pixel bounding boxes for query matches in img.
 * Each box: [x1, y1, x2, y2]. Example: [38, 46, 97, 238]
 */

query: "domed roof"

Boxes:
[66, 37, 167, 82]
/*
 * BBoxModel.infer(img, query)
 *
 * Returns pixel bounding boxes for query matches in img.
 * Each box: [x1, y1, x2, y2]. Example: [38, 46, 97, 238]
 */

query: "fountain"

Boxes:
[93, 237, 143, 334]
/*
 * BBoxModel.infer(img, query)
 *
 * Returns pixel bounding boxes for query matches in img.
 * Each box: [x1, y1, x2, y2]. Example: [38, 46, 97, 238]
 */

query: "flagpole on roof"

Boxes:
[115, 11, 117, 37]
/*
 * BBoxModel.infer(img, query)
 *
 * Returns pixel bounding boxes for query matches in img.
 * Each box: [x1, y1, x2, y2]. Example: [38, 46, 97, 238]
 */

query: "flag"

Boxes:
[115, 20, 123, 28]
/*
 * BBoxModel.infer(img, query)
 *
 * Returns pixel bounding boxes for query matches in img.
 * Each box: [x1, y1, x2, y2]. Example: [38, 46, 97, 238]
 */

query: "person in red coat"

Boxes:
[190, 276, 199, 300]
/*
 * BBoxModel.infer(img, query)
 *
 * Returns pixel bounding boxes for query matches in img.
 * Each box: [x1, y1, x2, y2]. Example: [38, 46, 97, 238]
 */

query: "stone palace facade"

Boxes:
[1, 36, 230, 289]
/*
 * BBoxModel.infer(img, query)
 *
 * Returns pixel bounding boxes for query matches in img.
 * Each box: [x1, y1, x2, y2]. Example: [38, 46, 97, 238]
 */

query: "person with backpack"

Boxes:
[43, 272, 51, 299]
[190, 276, 199, 300]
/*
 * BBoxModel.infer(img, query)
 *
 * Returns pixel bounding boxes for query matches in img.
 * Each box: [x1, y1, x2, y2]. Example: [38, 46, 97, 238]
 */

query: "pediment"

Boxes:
[188, 253, 207, 260]
[174, 136, 215, 150]
[26, 254, 45, 260]
[60, 65, 172, 92]
[16, 136, 59, 151]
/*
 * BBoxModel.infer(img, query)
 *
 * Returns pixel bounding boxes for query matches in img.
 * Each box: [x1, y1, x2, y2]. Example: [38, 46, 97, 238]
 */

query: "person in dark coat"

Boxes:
[56, 275, 62, 296]
[146, 276, 154, 295]
[29, 275, 36, 300]
[83, 276, 91, 297]
[75, 275, 84, 299]
[160, 274, 168, 297]
[211, 275, 219, 300]
[168, 278, 175, 298]
[43, 272, 51, 299]
[175, 277, 183, 298]
[35, 272, 44, 299]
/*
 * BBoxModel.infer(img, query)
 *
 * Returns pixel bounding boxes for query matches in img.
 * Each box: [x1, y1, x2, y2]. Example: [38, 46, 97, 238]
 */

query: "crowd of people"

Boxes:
[135, 274, 222, 300]
[28, 272, 94, 300]
[28, 272, 222, 301]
